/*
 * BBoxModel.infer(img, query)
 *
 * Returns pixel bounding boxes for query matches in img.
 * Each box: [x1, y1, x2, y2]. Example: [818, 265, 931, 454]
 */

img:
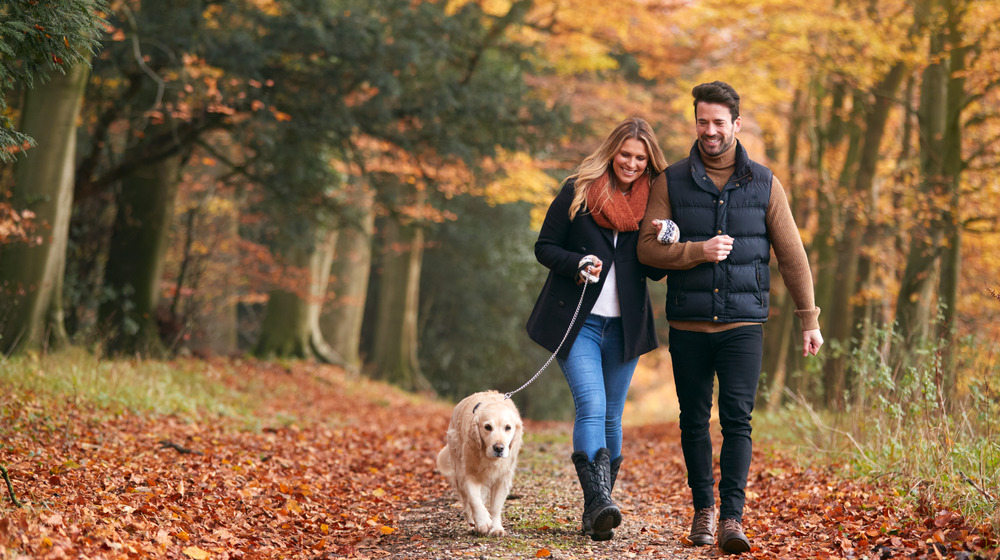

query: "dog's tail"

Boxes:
[436, 446, 454, 477]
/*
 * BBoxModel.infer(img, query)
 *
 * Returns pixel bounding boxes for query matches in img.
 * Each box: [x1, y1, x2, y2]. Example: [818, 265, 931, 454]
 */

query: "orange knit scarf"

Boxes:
[585, 171, 649, 232]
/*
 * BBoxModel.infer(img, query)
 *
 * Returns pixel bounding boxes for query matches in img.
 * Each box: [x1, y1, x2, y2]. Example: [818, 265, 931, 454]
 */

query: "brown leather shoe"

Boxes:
[718, 518, 751, 554]
[688, 506, 716, 546]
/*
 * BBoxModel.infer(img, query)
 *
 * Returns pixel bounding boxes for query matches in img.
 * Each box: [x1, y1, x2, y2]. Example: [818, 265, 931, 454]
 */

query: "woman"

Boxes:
[526, 117, 667, 541]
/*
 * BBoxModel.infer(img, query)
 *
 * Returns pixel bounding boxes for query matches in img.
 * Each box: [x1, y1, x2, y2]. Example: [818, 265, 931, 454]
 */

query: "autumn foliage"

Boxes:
[2, 358, 997, 559]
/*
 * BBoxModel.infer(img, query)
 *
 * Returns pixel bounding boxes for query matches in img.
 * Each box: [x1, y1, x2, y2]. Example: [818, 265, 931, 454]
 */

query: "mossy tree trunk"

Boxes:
[368, 217, 431, 391]
[321, 189, 375, 370]
[99, 147, 183, 357]
[0, 59, 90, 354]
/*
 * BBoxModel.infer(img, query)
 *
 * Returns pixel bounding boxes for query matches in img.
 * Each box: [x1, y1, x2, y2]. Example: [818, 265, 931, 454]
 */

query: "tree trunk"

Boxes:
[99, 148, 183, 357]
[810, 79, 855, 334]
[255, 289, 312, 359]
[254, 225, 337, 360]
[321, 192, 375, 369]
[0, 60, 90, 354]
[893, 10, 954, 360]
[307, 230, 349, 366]
[764, 285, 796, 411]
[368, 218, 431, 391]
[935, 3, 970, 401]
[824, 64, 908, 408]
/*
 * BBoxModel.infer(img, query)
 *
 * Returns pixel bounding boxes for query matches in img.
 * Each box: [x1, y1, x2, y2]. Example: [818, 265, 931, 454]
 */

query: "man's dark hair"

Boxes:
[692, 81, 740, 121]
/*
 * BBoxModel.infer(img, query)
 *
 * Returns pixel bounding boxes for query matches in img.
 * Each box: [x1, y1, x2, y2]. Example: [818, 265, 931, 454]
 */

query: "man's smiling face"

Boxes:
[695, 101, 741, 157]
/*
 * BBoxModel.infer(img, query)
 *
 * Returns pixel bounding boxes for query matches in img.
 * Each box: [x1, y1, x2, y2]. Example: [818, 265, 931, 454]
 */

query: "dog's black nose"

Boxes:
[492, 443, 505, 455]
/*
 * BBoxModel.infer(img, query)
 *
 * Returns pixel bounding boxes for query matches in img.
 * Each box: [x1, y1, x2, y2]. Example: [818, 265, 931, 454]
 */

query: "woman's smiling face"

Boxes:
[612, 138, 649, 188]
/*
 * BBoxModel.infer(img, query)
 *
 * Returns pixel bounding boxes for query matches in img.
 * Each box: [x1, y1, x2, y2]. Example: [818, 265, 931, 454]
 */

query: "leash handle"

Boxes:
[505, 279, 590, 400]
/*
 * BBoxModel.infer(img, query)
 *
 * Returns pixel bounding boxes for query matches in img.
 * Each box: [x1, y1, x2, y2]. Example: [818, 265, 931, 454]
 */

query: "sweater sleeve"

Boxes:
[766, 175, 821, 331]
[637, 172, 710, 270]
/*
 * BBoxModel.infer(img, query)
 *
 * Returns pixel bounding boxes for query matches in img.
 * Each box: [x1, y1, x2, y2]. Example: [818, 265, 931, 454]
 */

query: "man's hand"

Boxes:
[802, 329, 823, 356]
[703, 235, 734, 262]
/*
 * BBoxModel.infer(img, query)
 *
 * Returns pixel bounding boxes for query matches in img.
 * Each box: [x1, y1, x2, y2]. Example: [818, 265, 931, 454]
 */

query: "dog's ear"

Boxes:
[511, 419, 524, 456]
[467, 411, 485, 452]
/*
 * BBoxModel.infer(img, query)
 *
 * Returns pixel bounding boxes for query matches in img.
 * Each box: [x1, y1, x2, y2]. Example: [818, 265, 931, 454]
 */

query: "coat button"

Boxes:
[713, 316, 719, 321]
[717, 229, 722, 234]
[714, 288, 719, 293]
[719, 200, 724, 205]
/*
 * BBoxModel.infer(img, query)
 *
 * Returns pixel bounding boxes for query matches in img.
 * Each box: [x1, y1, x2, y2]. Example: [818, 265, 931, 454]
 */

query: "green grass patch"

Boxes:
[0, 349, 259, 423]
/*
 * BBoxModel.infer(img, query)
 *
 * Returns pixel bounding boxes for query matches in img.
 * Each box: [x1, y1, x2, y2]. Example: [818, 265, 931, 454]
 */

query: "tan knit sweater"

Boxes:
[637, 141, 821, 333]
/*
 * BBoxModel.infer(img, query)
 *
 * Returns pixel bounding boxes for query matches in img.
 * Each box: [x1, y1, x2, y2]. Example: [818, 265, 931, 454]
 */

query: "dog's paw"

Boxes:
[472, 514, 494, 535]
[487, 524, 506, 537]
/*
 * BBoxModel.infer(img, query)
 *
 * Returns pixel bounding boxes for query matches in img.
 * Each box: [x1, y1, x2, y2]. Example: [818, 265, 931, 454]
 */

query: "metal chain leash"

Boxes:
[504, 279, 590, 400]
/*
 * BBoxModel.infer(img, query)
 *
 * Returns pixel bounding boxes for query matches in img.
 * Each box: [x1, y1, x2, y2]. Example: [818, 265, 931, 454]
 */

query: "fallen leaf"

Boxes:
[183, 546, 210, 559]
[536, 548, 551, 557]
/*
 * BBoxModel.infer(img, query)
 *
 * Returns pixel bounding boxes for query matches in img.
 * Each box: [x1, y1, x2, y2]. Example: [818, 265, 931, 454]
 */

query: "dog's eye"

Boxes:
[484, 424, 493, 432]
[505, 425, 512, 432]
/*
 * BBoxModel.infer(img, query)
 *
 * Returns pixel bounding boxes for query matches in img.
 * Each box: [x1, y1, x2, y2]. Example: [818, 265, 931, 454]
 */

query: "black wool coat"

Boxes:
[526, 179, 667, 362]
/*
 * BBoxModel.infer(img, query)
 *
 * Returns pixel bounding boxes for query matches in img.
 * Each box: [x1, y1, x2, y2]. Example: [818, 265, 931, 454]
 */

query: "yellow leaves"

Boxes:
[545, 37, 619, 76]
[50, 460, 82, 475]
[284, 499, 303, 514]
[481, 148, 558, 205]
[445, 0, 512, 18]
[182, 546, 211, 559]
[535, 548, 551, 557]
[379, 525, 395, 535]
[247, 0, 283, 16]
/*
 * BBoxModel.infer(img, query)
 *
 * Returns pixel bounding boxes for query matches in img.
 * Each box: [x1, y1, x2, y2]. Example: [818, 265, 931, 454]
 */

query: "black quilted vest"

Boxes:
[665, 141, 772, 323]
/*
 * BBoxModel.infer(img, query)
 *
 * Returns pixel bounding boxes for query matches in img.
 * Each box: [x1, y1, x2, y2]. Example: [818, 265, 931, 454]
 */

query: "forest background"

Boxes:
[1, 0, 999, 535]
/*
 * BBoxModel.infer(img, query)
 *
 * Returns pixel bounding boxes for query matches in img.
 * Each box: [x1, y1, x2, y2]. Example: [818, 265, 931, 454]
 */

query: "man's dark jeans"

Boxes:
[669, 325, 764, 521]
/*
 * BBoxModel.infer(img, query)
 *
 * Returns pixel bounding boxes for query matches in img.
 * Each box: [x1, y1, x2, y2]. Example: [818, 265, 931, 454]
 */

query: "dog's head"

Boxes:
[469, 400, 523, 459]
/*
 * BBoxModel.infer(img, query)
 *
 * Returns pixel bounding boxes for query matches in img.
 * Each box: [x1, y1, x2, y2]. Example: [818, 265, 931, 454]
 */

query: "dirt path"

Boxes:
[379, 417, 996, 560]
[380, 423, 698, 559]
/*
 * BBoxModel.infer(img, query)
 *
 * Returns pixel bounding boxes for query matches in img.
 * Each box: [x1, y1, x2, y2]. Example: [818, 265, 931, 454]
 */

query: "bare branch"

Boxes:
[158, 440, 203, 455]
[1, 464, 22, 507]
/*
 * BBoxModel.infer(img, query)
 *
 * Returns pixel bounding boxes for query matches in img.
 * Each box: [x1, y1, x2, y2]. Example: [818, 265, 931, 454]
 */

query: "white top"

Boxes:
[591, 232, 621, 317]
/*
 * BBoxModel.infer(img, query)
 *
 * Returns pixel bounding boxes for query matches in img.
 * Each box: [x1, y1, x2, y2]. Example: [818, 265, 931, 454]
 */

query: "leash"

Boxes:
[504, 278, 591, 400]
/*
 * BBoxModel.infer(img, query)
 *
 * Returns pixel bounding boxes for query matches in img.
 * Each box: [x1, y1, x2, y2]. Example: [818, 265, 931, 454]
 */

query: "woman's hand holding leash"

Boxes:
[578, 255, 602, 284]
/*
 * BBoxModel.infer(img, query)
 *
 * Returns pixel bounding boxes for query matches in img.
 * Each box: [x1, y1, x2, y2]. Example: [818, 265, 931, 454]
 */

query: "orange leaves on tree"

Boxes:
[0, 198, 40, 246]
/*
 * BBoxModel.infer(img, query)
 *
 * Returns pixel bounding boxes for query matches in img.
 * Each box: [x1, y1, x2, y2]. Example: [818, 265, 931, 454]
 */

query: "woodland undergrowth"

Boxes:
[761, 291, 1000, 535]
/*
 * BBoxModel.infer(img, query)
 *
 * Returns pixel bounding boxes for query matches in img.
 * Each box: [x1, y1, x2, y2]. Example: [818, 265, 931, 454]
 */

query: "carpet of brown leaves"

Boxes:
[1, 359, 996, 559]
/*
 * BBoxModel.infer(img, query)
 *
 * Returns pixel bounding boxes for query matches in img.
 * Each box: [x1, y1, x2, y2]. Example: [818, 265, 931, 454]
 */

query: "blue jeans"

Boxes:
[557, 315, 639, 462]
[669, 325, 764, 522]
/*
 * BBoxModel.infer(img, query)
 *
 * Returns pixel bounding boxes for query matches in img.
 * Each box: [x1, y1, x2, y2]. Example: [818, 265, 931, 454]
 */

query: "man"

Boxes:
[637, 81, 823, 554]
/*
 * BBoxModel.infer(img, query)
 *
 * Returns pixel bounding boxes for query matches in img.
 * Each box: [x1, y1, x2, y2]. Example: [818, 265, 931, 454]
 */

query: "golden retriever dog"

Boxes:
[436, 390, 523, 536]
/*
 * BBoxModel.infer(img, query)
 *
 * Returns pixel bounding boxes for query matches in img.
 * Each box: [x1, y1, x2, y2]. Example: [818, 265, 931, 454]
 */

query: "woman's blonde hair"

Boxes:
[566, 117, 668, 220]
